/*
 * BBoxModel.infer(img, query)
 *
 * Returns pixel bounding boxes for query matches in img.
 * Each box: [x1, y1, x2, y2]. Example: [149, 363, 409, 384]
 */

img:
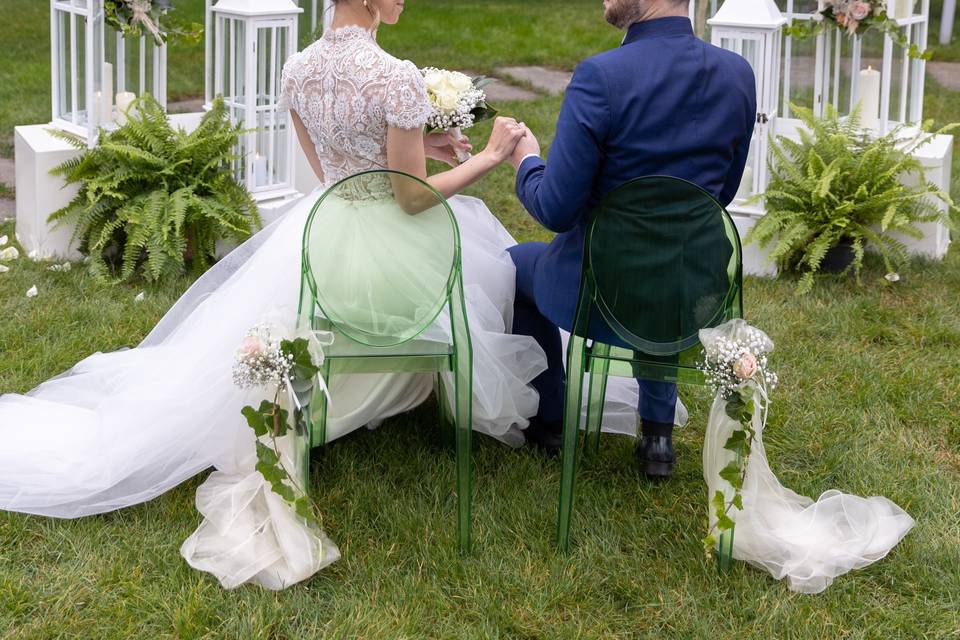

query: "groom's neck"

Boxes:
[632, 1, 689, 24]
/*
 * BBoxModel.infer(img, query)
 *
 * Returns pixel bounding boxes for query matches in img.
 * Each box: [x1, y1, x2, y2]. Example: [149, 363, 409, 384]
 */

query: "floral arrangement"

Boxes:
[233, 323, 328, 528]
[421, 68, 498, 133]
[104, 0, 203, 46]
[699, 325, 778, 556]
[785, 0, 929, 59]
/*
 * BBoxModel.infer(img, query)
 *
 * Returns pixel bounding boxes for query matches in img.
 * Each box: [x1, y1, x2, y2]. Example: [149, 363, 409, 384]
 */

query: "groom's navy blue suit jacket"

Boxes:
[515, 17, 756, 332]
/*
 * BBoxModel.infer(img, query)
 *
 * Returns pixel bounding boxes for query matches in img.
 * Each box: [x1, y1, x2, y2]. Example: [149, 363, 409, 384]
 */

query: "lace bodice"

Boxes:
[279, 26, 432, 188]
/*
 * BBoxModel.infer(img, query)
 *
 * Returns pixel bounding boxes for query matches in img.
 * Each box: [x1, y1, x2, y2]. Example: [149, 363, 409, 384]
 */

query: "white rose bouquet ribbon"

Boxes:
[421, 68, 498, 163]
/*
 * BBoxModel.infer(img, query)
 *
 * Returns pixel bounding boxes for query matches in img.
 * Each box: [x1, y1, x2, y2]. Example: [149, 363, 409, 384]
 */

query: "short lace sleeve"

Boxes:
[384, 60, 432, 130]
[278, 51, 303, 111]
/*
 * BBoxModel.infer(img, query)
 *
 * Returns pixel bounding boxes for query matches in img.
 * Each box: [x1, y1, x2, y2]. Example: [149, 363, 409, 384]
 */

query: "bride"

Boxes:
[0, 0, 649, 588]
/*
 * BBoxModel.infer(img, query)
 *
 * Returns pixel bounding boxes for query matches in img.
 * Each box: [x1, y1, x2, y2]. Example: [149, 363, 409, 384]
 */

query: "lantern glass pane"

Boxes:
[253, 22, 291, 190]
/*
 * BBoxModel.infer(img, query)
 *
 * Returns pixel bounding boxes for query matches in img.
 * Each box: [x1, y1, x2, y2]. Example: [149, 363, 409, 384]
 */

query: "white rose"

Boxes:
[424, 70, 445, 92]
[448, 72, 473, 93]
[436, 90, 459, 112]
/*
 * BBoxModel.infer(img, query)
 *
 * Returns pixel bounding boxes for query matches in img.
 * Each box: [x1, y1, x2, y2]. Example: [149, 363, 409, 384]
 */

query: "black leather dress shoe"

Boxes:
[524, 419, 562, 458]
[635, 435, 675, 479]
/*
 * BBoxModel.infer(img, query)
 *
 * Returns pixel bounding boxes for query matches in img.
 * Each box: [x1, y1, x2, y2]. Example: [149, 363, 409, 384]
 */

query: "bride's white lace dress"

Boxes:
[0, 25, 650, 589]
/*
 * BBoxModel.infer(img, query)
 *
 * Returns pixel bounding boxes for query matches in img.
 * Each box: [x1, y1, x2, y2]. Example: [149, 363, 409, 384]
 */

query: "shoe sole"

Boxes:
[639, 460, 673, 478]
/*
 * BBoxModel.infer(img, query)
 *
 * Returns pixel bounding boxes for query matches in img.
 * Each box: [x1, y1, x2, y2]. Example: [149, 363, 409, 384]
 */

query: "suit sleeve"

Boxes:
[719, 63, 757, 206]
[515, 59, 611, 233]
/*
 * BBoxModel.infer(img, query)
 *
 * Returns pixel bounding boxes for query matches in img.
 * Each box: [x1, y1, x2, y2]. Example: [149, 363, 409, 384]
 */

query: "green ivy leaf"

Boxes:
[723, 429, 747, 454]
[241, 405, 268, 437]
[724, 395, 746, 422]
[711, 490, 727, 515]
[732, 495, 744, 510]
[716, 514, 735, 531]
[718, 461, 743, 490]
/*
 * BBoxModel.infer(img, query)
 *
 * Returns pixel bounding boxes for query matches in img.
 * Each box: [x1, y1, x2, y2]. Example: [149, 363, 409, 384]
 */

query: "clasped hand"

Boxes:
[424, 117, 540, 168]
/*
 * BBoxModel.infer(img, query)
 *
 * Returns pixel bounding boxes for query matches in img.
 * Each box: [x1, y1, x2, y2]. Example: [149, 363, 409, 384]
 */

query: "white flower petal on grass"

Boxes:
[0, 265, 9, 274]
[27, 249, 40, 261]
[884, 272, 901, 282]
[0, 235, 7, 246]
[26, 285, 38, 298]
[0, 246, 19, 261]
[134, 291, 145, 302]
[47, 262, 73, 272]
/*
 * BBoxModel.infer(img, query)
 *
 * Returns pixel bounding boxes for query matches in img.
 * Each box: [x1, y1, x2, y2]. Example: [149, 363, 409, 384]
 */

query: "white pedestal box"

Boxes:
[14, 112, 303, 264]
[727, 205, 778, 278]
[14, 124, 83, 260]
[728, 119, 953, 278]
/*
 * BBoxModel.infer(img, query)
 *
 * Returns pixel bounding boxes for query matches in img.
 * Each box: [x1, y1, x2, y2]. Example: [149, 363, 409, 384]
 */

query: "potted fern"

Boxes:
[49, 95, 260, 283]
[747, 104, 957, 294]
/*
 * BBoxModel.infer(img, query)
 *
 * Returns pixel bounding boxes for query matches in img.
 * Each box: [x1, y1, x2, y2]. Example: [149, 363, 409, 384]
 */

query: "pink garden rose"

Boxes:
[850, 1, 871, 20]
[733, 353, 758, 380]
[238, 335, 265, 360]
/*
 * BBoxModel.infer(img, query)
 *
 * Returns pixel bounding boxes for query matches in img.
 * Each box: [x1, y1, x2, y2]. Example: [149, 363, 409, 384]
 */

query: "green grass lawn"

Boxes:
[3, 1, 960, 638]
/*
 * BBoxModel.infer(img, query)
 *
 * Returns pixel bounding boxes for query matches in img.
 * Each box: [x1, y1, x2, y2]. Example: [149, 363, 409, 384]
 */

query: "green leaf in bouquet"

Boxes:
[471, 103, 499, 125]
[472, 76, 497, 90]
[282, 338, 320, 382]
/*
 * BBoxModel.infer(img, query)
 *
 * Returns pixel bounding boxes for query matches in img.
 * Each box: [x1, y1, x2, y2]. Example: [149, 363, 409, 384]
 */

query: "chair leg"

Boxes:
[717, 528, 735, 572]
[557, 334, 587, 552]
[435, 372, 455, 449]
[309, 361, 331, 448]
[453, 354, 473, 553]
[584, 343, 610, 456]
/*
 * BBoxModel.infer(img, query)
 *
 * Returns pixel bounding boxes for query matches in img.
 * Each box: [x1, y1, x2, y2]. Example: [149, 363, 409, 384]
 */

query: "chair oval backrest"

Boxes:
[301, 170, 460, 348]
[585, 175, 742, 355]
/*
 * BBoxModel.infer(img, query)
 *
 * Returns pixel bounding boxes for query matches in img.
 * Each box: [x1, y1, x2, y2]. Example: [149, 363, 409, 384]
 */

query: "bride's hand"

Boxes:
[424, 130, 472, 167]
[480, 117, 527, 164]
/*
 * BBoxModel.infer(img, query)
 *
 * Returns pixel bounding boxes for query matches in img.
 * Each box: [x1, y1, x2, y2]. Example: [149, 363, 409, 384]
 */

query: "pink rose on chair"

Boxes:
[238, 335, 266, 360]
[733, 353, 758, 380]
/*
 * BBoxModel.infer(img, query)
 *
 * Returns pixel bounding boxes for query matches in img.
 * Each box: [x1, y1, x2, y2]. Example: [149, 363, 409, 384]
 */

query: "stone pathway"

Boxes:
[496, 66, 572, 96]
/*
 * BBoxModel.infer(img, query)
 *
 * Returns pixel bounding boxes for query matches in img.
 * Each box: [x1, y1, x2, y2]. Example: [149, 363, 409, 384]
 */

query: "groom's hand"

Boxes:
[510, 127, 541, 171]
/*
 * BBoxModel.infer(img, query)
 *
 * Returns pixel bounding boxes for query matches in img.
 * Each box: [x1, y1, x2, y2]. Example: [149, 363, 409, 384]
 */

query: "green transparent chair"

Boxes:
[296, 170, 474, 552]
[557, 176, 743, 570]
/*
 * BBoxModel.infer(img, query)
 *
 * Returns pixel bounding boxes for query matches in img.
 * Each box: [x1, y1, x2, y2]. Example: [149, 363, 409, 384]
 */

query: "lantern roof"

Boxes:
[708, 0, 786, 30]
[211, 0, 303, 17]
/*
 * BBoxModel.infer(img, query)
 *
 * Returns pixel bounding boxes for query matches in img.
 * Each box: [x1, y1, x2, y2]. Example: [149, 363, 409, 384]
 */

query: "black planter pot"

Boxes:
[820, 239, 855, 273]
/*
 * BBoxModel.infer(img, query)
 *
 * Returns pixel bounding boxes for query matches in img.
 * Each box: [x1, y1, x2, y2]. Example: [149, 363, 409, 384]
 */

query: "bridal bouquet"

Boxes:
[421, 68, 498, 161]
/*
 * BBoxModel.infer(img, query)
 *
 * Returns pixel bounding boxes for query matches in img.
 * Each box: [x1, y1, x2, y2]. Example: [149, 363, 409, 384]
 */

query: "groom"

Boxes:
[507, 0, 757, 476]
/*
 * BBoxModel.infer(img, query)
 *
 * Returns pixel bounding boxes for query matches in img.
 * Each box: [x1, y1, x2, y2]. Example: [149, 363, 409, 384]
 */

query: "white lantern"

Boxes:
[50, 0, 167, 148]
[212, 0, 302, 202]
[709, 0, 786, 205]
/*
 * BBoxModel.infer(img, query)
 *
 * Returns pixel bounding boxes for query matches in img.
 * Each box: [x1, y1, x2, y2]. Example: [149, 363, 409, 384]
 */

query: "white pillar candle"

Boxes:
[893, 0, 916, 20]
[116, 91, 137, 126]
[253, 153, 268, 187]
[100, 62, 114, 125]
[857, 66, 881, 132]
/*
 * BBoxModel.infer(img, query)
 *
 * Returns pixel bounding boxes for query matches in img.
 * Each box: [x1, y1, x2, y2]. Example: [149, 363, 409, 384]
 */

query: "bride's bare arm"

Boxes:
[291, 110, 325, 184]
[387, 117, 526, 202]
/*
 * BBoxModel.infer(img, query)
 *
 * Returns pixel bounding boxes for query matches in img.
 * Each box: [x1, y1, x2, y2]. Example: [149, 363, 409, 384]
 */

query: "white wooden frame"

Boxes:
[51, 0, 167, 148]
[212, 2, 302, 202]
